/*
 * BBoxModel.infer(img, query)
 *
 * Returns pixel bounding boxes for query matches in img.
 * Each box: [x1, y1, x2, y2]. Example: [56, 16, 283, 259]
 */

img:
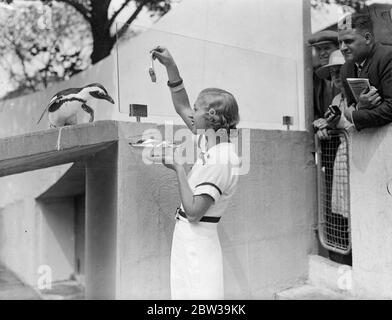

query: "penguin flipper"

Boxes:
[82, 104, 94, 122]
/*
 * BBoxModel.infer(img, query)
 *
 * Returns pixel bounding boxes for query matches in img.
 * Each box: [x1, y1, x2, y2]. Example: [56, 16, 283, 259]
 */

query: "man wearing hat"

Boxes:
[308, 30, 340, 120]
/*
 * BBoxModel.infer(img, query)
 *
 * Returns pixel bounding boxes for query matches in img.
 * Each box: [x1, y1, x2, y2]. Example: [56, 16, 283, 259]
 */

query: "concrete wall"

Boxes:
[368, 4, 392, 46]
[86, 144, 118, 299]
[38, 198, 76, 283]
[350, 125, 392, 299]
[0, 165, 72, 286]
[111, 123, 316, 299]
[115, 0, 311, 130]
[0, 194, 78, 286]
[0, 198, 38, 286]
[0, 0, 311, 134]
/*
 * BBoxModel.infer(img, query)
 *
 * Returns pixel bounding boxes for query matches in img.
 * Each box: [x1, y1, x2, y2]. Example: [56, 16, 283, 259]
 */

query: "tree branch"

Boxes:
[114, 0, 149, 39]
[55, 0, 91, 22]
[107, 0, 132, 29]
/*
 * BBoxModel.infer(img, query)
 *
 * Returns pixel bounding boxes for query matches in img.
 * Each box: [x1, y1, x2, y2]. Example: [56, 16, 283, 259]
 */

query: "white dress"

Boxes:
[170, 136, 240, 300]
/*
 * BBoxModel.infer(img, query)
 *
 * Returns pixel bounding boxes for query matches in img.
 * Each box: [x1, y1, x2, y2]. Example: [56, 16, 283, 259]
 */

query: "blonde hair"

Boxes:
[197, 88, 240, 133]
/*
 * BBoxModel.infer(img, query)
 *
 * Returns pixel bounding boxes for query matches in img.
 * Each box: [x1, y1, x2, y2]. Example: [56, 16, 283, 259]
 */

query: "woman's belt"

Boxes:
[176, 207, 221, 223]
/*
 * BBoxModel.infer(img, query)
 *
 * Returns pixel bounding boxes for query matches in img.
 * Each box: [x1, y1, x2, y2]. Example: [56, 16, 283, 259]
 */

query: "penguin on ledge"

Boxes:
[37, 83, 115, 128]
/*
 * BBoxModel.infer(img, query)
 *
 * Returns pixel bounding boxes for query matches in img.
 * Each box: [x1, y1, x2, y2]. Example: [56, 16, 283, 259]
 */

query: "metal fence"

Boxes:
[315, 130, 351, 255]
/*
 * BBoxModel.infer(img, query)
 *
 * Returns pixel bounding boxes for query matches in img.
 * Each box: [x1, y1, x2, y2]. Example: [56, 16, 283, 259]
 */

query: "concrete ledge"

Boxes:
[275, 284, 351, 300]
[0, 121, 121, 177]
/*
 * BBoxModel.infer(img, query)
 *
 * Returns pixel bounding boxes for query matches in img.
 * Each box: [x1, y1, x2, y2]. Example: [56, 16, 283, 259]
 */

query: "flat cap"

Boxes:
[308, 30, 339, 47]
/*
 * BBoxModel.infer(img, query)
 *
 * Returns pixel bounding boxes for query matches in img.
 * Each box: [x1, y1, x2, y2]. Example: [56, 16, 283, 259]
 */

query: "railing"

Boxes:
[315, 130, 351, 255]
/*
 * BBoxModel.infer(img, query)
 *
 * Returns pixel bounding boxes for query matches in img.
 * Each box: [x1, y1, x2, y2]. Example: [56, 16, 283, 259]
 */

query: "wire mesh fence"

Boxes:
[315, 130, 351, 255]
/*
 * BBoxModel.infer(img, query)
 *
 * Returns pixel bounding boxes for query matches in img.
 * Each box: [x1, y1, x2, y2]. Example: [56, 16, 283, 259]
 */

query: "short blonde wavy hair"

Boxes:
[197, 88, 240, 133]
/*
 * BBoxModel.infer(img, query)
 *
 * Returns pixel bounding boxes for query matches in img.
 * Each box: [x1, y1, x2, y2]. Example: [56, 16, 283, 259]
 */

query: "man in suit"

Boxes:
[338, 13, 392, 130]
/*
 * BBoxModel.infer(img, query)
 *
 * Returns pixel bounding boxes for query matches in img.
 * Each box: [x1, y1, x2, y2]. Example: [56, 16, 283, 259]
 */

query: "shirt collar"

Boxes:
[197, 133, 233, 165]
[198, 132, 231, 154]
[197, 134, 208, 154]
[355, 59, 366, 69]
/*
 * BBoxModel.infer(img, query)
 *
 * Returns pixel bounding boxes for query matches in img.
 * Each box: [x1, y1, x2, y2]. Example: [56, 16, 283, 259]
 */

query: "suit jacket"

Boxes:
[341, 43, 392, 130]
[313, 73, 339, 119]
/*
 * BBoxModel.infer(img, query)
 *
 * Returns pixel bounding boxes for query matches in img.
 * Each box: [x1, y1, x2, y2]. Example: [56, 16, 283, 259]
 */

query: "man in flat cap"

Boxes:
[309, 30, 340, 121]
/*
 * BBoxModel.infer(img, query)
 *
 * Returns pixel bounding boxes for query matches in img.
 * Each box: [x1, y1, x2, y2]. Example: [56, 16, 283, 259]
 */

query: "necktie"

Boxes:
[356, 64, 362, 77]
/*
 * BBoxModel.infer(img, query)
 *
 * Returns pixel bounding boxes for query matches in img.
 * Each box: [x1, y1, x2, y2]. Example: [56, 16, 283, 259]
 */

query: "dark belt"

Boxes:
[176, 207, 221, 223]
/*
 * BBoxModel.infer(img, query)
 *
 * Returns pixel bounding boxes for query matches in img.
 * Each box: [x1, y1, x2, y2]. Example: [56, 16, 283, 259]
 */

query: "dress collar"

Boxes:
[197, 133, 232, 165]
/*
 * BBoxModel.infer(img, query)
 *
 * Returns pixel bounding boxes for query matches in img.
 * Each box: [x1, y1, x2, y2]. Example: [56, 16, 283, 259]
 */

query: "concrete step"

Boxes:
[275, 284, 351, 300]
[0, 264, 41, 300]
[308, 254, 353, 293]
[39, 280, 84, 300]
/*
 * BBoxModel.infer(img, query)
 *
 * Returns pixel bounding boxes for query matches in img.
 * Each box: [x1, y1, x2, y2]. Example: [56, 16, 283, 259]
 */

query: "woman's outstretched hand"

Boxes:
[149, 146, 183, 171]
[150, 46, 176, 67]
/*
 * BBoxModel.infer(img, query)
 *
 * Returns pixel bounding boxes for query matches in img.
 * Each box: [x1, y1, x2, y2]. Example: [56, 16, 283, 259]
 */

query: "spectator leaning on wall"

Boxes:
[309, 31, 341, 253]
[315, 49, 353, 266]
[338, 13, 392, 130]
[308, 30, 340, 121]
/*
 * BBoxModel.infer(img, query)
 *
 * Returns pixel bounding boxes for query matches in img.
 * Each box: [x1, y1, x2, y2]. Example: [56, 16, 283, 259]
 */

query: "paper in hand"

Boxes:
[346, 78, 371, 102]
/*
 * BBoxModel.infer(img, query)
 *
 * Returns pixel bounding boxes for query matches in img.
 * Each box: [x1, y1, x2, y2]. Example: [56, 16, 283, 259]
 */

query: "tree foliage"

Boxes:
[0, 0, 175, 98]
[0, 1, 91, 98]
[311, 0, 368, 13]
[3, 0, 174, 64]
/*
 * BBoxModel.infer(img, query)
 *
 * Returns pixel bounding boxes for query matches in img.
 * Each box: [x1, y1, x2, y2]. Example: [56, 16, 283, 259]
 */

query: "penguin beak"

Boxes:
[90, 90, 115, 104]
[103, 94, 115, 104]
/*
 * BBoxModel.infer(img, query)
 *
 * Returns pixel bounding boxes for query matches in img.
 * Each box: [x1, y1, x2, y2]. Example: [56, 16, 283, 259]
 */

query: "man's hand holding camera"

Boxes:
[325, 105, 341, 128]
[313, 117, 330, 140]
[313, 105, 342, 140]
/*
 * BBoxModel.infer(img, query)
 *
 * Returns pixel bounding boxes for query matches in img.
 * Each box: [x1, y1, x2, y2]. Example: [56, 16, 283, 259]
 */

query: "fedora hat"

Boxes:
[316, 50, 345, 80]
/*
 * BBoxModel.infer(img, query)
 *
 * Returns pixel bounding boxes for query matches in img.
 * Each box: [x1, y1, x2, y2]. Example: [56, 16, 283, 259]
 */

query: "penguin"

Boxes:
[37, 83, 115, 128]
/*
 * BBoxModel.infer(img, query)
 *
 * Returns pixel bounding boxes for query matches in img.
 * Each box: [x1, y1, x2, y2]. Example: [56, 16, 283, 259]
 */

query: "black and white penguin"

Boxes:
[37, 83, 115, 128]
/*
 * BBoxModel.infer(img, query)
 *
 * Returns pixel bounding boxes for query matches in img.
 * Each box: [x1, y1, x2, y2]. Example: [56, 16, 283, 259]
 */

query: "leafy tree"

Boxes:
[3, 0, 175, 64]
[311, 0, 368, 13]
[0, 0, 176, 98]
[0, 1, 91, 98]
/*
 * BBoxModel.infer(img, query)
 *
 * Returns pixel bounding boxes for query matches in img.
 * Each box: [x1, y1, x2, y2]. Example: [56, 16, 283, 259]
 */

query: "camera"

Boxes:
[328, 105, 341, 116]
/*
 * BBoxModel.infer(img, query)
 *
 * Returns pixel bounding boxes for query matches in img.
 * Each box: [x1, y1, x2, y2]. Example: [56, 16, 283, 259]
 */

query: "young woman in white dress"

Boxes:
[150, 46, 240, 300]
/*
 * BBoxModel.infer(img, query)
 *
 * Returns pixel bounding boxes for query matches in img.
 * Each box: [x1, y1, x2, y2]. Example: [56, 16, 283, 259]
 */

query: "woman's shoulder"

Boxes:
[207, 142, 240, 167]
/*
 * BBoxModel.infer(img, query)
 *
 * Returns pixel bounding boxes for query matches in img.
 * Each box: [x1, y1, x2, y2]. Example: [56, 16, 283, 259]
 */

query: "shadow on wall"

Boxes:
[0, 209, 5, 261]
[37, 197, 78, 282]
[36, 194, 86, 283]
[350, 127, 387, 173]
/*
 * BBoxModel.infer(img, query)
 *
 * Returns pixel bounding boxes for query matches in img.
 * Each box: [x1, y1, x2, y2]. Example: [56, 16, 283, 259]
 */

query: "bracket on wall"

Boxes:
[129, 104, 148, 122]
